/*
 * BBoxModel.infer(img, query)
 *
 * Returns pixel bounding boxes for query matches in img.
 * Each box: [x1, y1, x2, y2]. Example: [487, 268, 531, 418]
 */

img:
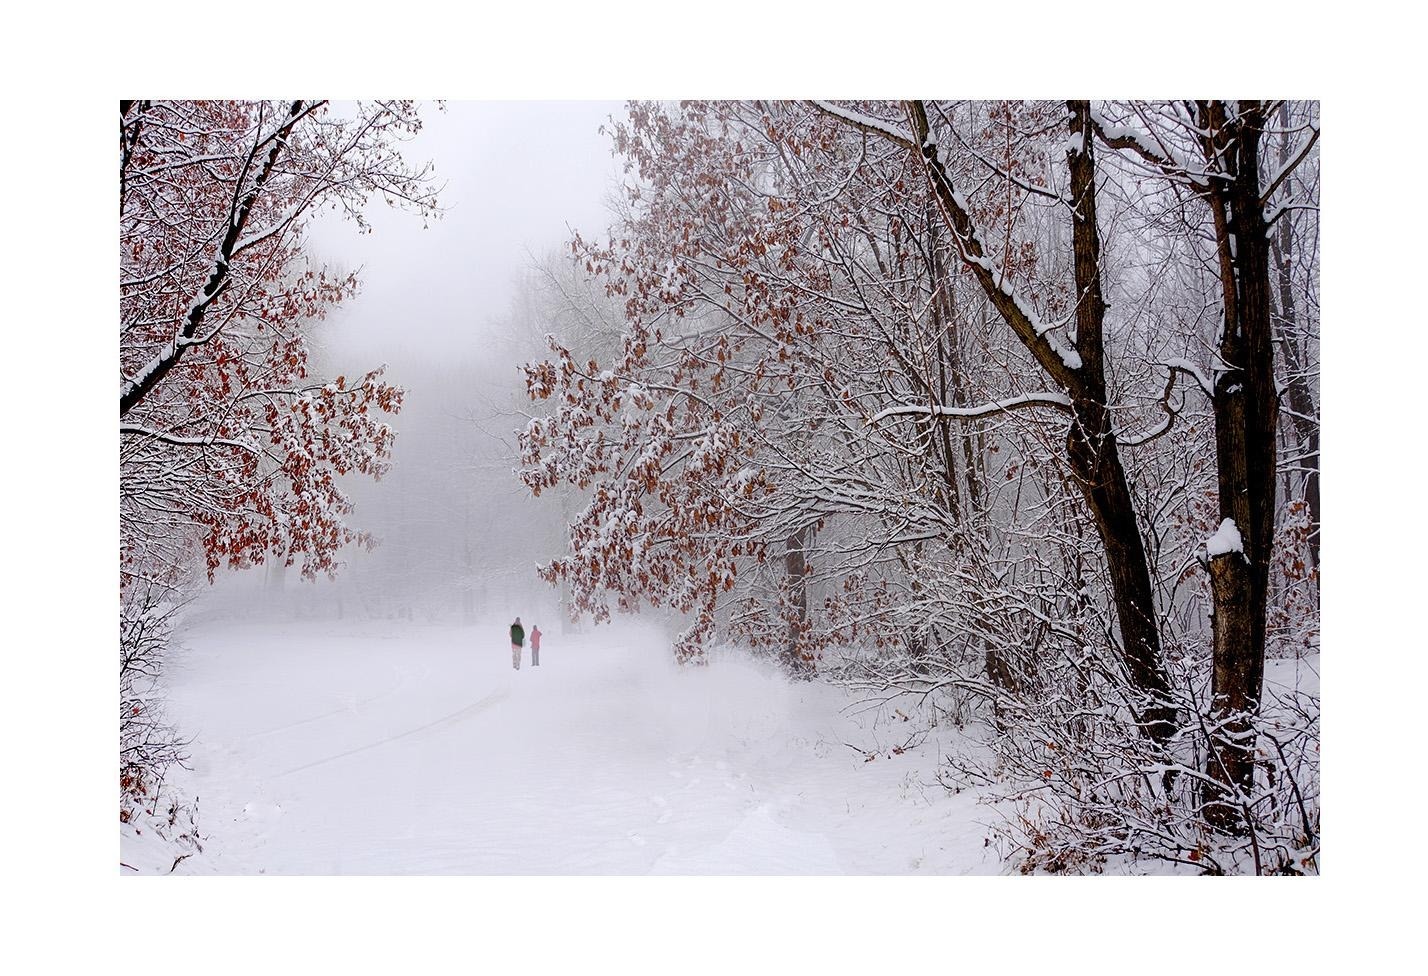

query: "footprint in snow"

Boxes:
[627, 831, 646, 847]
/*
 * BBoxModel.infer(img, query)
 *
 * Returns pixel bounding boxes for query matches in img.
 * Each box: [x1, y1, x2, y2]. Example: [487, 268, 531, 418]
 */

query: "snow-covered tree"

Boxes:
[118, 98, 439, 827]
[120, 100, 439, 585]
[519, 99, 1320, 872]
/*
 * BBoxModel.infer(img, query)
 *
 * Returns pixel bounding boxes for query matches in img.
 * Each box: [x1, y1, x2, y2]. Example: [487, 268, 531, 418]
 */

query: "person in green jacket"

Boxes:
[510, 617, 525, 670]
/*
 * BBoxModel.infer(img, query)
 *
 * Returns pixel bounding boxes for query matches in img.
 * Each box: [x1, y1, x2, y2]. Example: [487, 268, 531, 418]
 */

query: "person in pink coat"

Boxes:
[530, 625, 542, 667]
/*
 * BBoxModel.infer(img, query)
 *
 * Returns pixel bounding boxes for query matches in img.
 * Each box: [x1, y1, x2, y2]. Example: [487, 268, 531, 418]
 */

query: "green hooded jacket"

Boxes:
[510, 622, 525, 646]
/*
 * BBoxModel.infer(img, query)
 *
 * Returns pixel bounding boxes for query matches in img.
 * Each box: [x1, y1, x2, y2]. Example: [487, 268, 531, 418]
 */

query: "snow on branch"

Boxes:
[807, 101, 916, 149]
[1117, 364, 1191, 448]
[1205, 518, 1246, 559]
[1088, 108, 1210, 189]
[867, 392, 1072, 426]
[121, 424, 262, 455]
[1161, 358, 1215, 399]
[811, 100, 1086, 387]
[1259, 126, 1320, 207]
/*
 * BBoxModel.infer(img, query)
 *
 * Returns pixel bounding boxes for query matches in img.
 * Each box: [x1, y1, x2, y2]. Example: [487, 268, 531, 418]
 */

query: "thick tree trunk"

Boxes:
[1065, 411, 1176, 740]
[1199, 101, 1279, 830]
[885, 99, 1177, 745]
[1063, 101, 1176, 742]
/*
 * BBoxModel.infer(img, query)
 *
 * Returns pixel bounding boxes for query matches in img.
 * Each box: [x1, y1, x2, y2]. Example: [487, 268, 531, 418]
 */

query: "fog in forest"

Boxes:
[118, 96, 1322, 883]
[198, 102, 635, 634]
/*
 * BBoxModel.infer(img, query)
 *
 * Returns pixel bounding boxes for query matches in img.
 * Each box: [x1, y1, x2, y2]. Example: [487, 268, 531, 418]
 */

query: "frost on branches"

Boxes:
[120, 100, 438, 584]
[517, 102, 1094, 669]
[518, 100, 1320, 873]
[118, 100, 439, 852]
[520, 336, 767, 664]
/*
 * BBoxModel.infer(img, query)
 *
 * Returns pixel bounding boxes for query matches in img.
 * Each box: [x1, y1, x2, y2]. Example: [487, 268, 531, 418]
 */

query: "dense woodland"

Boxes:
[119, 99, 1319, 875]
[518, 100, 1320, 873]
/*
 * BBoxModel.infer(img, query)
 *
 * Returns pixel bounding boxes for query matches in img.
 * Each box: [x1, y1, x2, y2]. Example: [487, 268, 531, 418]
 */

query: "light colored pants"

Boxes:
[512, 643, 521, 669]
[532, 643, 540, 666]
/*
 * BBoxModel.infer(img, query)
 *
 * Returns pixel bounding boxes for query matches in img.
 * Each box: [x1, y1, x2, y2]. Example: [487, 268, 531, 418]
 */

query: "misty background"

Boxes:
[198, 101, 630, 633]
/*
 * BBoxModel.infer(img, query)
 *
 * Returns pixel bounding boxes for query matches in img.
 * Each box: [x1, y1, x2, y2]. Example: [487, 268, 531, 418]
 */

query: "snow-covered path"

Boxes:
[138, 618, 998, 875]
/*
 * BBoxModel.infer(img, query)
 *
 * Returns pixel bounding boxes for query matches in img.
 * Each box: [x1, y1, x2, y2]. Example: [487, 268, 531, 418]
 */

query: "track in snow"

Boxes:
[150, 618, 996, 875]
[274, 690, 509, 778]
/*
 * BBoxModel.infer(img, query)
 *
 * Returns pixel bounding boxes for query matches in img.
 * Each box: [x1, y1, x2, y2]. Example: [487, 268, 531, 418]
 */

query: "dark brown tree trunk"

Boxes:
[784, 524, 813, 676]
[888, 99, 1177, 745]
[1062, 100, 1177, 742]
[1198, 101, 1280, 830]
[985, 643, 1024, 733]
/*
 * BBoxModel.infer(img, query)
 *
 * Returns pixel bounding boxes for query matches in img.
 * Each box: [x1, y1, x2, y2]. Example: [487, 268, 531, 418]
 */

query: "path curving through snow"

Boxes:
[128, 617, 998, 875]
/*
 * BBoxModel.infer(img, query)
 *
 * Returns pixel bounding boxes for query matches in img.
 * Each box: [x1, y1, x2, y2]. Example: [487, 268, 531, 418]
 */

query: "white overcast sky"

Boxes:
[307, 100, 626, 365]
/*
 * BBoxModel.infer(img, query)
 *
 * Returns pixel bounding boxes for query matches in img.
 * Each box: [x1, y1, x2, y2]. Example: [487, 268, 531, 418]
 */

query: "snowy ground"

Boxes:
[121, 616, 1003, 875]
